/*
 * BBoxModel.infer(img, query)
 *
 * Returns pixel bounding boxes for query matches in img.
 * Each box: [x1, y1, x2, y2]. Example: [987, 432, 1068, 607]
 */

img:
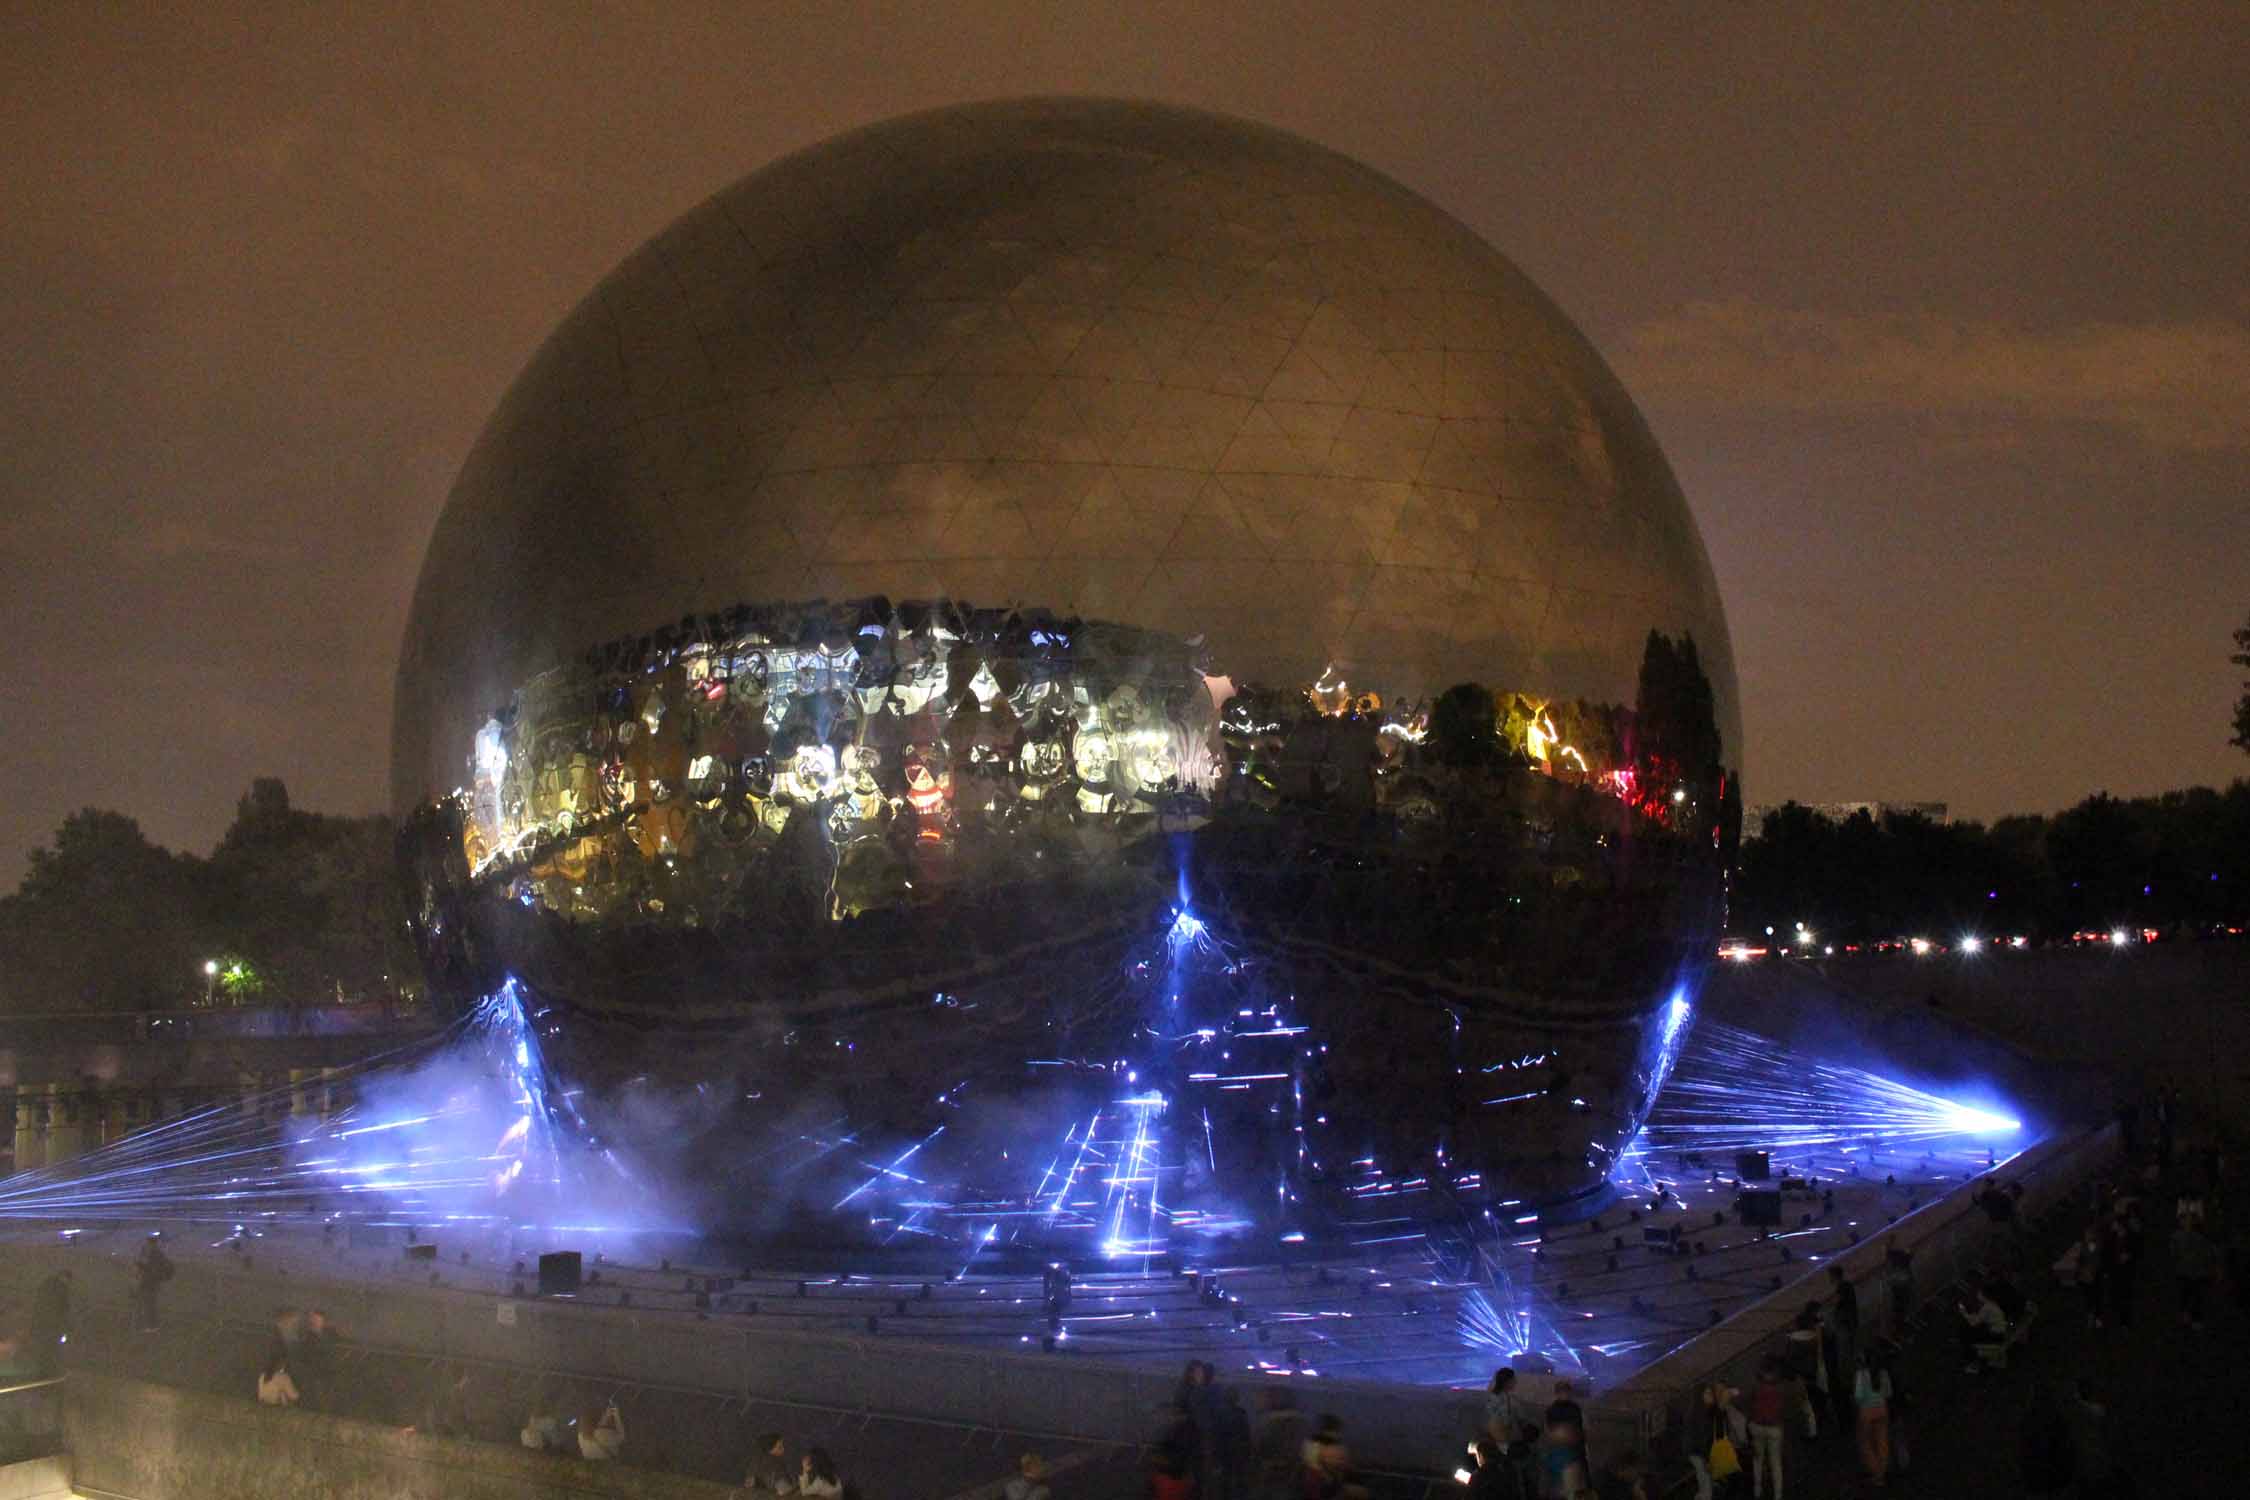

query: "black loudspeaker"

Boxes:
[404, 1242, 437, 1262]
[1737, 1189, 1783, 1228]
[1736, 1150, 1772, 1181]
[538, 1250, 583, 1297]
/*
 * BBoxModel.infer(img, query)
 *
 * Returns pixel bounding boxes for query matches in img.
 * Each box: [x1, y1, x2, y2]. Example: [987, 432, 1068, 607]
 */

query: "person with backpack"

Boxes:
[1686, 1382, 1744, 1500]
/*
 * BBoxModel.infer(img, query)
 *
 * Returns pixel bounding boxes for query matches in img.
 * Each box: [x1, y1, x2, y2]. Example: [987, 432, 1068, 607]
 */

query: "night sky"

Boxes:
[4, 5, 2245, 884]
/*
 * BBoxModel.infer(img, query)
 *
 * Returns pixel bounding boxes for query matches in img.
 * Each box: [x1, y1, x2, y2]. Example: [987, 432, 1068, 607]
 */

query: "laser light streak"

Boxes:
[1639, 1020, 2023, 1154]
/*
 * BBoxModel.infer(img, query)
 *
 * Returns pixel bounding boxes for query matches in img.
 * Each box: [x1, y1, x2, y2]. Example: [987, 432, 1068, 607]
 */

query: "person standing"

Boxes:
[2154, 1085, 2177, 1171]
[1545, 1381, 1590, 1482]
[1743, 1361, 1788, 1500]
[294, 1310, 338, 1414]
[29, 1270, 71, 1377]
[1781, 1303, 1823, 1438]
[1881, 1248, 1914, 1340]
[2105, 1209, 2140, 1329]
[1210, 1386, 1251, 1500]
[1176, 1359, 1217, 1497]
[1822, 1270, 1858, 1433]
[2173, 1219, 2221, 1329]
[132, 1234, 173, 1332]
[1683, 1383, 1729, 1500]
[1152, 1399, 1199, 1499]
[2069, 1224, 2106, 1328]
[1874, 1342, 1911, 1475]
[2069, 1379, 2113, 1493]
[1486, 1368, 1537, 1497]
[1251, 1386, 1308, 1500]
[2019, 1385, 2076, 1496]
[1851, 1348, 1891, 1487]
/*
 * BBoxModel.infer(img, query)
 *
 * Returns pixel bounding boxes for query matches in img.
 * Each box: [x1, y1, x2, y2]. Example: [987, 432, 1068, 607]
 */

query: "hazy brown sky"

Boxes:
[4, 4, 2245, 881]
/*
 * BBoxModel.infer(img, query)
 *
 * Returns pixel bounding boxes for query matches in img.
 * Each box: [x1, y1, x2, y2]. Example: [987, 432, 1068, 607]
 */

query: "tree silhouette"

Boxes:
[0, 781, 414, 1014]
[1428, 683, 1500, 768]
[1734, 784, 2249, 942]
[0, 810, 202, 1011]
[2232, 611, 2250, 755]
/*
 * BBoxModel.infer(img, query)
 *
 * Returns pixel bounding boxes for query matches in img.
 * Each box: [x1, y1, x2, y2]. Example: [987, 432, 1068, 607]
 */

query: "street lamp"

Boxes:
[202, 959, 218, 1005]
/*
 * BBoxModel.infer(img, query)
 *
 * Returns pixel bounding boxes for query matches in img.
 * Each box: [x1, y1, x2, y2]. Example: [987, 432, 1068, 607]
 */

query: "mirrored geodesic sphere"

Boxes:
[392, 99, 1739, 1255]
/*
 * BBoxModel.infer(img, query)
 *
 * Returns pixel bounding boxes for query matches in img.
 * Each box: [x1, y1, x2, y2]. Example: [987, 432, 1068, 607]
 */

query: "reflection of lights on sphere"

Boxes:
[390, 99, 1741, 1238]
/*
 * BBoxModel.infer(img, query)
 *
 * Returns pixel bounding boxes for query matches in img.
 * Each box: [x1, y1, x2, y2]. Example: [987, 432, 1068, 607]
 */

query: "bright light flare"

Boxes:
[1938, 1102, 2021, 1135]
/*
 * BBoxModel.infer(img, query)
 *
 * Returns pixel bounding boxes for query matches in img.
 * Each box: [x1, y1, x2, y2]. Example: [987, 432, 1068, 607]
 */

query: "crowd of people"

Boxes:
[1144, 1359, 1401, 1500]
[2058, 1145, 2228, 1335]
[1464, 1370, 1659, 1499]
[1660, 1103, 2233, 1499]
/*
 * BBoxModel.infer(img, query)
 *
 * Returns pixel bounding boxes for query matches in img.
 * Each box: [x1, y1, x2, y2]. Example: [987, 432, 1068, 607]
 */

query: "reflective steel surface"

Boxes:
[392, 99, 1740, 1249]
